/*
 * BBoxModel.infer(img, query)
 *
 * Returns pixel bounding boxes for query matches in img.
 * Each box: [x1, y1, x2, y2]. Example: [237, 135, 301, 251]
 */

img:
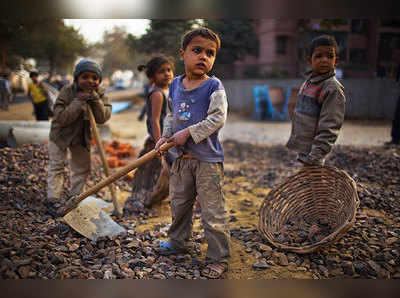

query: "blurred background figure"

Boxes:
[0, 71, 12, 110]
[28, 70, 51, 120]
[385, 94, 400, 146]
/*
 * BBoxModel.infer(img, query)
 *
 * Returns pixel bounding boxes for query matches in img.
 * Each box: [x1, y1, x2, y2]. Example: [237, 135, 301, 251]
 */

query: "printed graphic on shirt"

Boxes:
[178, 102, 192, 121]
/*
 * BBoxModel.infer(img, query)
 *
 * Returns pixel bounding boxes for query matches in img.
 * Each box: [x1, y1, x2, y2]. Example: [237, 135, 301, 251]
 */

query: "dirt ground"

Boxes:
[1, 97, 398, 279]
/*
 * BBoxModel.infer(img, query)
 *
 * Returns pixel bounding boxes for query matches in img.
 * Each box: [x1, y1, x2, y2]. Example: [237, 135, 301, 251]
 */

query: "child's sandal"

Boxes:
[201, 263, 227, 279]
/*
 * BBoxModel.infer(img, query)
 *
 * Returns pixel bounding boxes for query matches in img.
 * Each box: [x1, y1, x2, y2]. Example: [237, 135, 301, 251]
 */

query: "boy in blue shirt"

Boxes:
[155, 28, 230, 279]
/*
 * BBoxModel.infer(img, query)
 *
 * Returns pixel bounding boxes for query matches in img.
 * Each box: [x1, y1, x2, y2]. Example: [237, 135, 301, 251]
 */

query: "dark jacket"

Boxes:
[49, 83, 112, 150]
[286, 70, 346, 165]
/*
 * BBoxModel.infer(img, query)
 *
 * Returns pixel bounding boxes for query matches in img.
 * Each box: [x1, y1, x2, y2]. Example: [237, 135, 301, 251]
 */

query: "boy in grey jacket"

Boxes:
[46, 58, 111, 215]
[287, 35, 346, 166]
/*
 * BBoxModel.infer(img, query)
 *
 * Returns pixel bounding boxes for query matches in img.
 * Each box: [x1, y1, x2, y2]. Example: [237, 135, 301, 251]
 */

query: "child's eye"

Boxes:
[193, 47, 201, 54]
[315, 54, 322, 58]
[206, 50, 215, 57]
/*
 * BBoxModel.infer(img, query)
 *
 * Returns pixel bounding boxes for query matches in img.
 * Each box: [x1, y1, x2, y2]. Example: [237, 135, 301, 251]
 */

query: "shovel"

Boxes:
[63, 195, 126, 241]
[87, 104, 123, 218]
[61, 141, 175, 216]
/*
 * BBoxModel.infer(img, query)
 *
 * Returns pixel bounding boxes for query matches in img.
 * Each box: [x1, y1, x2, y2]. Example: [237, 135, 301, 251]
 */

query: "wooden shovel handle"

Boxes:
[87, 105, 122, 218]
[61, 141, 175, 215]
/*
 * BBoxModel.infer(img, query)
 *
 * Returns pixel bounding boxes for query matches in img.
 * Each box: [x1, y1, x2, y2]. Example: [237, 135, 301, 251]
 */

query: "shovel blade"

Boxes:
[63, 197, 126, 241]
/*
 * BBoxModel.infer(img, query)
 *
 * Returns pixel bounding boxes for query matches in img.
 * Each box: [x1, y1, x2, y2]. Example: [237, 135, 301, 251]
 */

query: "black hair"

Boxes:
[181, 27, 221, 52]
[29, 71, 39, 78]
[137, 55, 174, 80]
[308, 35, 339, 57]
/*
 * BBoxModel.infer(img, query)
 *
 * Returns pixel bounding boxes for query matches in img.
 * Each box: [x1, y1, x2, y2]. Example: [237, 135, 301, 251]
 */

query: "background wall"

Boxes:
[222, 78, 400, 120]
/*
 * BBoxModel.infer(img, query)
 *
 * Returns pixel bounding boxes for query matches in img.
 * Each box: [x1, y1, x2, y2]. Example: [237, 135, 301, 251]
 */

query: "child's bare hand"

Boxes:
[155, 137, 169, 152]
[76, 92, 92, 102]
[168, 128, 190, 146]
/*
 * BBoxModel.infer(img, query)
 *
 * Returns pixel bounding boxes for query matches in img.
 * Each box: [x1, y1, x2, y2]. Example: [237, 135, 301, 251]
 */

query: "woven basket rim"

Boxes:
[258, 165, 359, 254]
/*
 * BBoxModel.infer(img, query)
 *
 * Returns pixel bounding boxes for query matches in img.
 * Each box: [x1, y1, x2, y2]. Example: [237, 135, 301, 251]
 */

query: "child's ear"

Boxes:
[179, 49, 184, 61]
[307, 57, 312, 64]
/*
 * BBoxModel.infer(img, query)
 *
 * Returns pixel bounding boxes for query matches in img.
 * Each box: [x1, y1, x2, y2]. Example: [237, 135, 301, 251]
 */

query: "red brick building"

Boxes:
[235, 18, 400, 78]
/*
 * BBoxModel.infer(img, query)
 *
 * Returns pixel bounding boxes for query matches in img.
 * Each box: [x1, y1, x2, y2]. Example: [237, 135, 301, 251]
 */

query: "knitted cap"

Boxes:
[73, 58, 102, 82]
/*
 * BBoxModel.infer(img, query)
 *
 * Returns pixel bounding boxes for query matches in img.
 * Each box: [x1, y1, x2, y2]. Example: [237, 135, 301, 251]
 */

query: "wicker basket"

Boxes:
[258, 165, 359, 254]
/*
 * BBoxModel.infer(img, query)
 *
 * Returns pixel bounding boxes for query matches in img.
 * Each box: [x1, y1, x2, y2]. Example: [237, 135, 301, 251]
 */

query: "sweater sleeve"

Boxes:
[307, 86, 346, 164]
[52, 87, 84, 127]
[188, 89, 228, 144]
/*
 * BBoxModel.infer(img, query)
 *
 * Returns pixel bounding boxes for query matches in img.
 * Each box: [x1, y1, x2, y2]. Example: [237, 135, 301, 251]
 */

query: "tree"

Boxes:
[132, 20, 198, 74]
[98, 26, 136, 77]
[0, 20, 32, 72]
[35, 20, 87, 79]
[204, 19, 259, 78]
[7, 19, 87, 79]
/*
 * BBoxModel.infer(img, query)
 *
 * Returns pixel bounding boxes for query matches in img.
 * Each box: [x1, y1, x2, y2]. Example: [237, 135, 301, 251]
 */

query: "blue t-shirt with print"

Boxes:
[169, 75, 225, 162]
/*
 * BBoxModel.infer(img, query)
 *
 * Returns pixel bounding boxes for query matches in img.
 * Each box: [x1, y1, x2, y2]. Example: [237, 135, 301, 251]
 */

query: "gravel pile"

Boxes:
[1, 142, 399, 279]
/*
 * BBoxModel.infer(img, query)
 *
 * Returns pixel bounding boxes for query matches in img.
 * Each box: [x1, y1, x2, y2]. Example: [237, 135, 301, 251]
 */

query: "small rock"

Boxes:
[342, 261, 355, 275]
[50, 255, 64, 265]
[277, 253, 288, 266]
[386, 237, 398, 245]
[252, 260, 269, 270]
[257, 244, 272, 252]
[354, 262, 368, 277]
[69, 243, 79, 252]
[103, 270, 115, 279]
[318, 265, 329, 277]
[152, 273, 166, 279]
[367, 260, 382, 275]
[17, 266, 31, 278]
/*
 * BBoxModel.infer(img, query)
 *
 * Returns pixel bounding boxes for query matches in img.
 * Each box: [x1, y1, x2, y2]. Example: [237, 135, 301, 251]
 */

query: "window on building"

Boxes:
[380, 18, 400, 28]
[276, 36, 288, 55]
[349, 48, 367, 64]
[378, 33, 400, 61]
[351, 19, 369, 34]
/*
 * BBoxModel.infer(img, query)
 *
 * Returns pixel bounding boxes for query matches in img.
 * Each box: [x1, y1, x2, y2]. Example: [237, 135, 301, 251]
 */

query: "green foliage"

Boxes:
[97, 26, 137, 77]
[203, 19, 259, 78]
[0, 19, 87, 76]
[29, 19, 88, 76]
[129, 19, 198, 74]
[138, 19, 197, 57]
[0, 20, 32, 70]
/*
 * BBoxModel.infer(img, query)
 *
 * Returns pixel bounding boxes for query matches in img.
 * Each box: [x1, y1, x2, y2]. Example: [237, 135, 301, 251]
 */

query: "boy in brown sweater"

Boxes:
[46, 58, 111, 215]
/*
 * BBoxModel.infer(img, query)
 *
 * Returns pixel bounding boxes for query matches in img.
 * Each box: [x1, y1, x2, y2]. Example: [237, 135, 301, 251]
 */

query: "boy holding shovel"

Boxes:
[155, 28, 230, 279]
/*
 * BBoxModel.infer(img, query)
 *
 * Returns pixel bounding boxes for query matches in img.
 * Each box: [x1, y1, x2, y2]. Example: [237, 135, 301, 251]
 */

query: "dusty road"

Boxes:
[107, 105, 392, 148]
[0, 98, 392, 148]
